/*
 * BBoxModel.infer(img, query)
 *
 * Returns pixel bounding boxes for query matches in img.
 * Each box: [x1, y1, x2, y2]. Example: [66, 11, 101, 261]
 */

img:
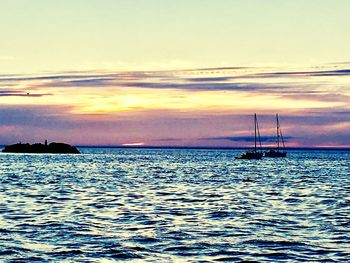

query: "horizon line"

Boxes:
[1, 144, 350, 151]
[76, 145, 350, 151]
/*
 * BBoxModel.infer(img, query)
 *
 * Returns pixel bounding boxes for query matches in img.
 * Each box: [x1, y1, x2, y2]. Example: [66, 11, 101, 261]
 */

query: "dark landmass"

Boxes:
[2, 142, 80, 154]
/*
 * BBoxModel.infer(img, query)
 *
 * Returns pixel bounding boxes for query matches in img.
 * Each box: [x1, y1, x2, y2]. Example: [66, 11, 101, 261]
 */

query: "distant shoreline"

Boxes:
[76, 145, 350, 151]
[1, 145, 350, 151]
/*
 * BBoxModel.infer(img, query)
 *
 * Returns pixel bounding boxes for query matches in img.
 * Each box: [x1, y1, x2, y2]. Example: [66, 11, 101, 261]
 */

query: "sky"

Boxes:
[0, 0, 350, 147]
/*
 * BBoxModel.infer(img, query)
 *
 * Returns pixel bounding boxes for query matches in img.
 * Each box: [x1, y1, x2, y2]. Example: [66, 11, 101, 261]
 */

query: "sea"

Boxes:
[0, 148, 349, 262]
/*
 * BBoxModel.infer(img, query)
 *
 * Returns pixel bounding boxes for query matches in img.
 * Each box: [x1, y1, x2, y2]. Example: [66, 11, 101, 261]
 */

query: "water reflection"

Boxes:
[0, 149, 349, 261]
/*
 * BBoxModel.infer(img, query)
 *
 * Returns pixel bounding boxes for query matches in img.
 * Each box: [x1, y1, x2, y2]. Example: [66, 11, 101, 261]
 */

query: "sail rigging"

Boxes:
[236, 113, 263, 160]
[264, 114, 287, 157]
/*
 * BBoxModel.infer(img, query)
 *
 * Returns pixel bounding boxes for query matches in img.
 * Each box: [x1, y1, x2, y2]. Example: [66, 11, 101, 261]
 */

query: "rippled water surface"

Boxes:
[0, 148, 349, 262]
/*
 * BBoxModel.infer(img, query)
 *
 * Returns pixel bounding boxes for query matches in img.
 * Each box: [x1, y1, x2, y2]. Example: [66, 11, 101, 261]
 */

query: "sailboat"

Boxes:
[236, 114, 263, 160]
[264, 114, 287, 157]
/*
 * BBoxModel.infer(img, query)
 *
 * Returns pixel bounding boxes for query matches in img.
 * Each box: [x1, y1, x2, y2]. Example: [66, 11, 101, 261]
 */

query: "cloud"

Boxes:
[0, 74, 108, 82]
[48, 78, 116, 87]
[260, 68, 350, 77]
[0, 66, 348, 95]
[195, 66, 249, 71]
[204, 135, 295, 143]
[0, 105, 348, 146]
[0, 105, 88, 133]
[0, 64, 349, 147]
[156, 138, 182, 142]
[187, 77, 233, 82]
[0, 91, 51, 97]
[2, 65, 348, 113]
[279, 93, 350, 103]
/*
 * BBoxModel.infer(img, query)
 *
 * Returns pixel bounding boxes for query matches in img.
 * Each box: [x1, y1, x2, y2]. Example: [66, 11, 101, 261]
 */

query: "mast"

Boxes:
[280, 129, 286, 151]
[276, 114, 280, 151]
[280, 122, 286, 151]
[254, 113, 262, 152]
[254, 113, 257, 152]
[257, 115, 262, 151]
[277, 114, 286, 152]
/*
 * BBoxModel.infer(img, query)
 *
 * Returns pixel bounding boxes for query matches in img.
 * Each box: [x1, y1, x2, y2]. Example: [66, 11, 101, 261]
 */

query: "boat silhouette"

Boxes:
[236, 114, 263, 160]
[264, 114, 287, 158]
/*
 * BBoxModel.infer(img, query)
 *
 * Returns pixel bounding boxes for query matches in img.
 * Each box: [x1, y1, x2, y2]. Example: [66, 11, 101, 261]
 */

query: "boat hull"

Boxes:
[236, 151, 263, 160]
[264, 150, 287, 158]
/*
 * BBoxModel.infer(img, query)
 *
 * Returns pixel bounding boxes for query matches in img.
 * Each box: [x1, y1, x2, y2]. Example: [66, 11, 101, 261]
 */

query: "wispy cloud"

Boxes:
[0, 90, 51, 97]
[264, 69, 350, 77]
[0, 64, 349, 146]
[204, 135, 295, 143]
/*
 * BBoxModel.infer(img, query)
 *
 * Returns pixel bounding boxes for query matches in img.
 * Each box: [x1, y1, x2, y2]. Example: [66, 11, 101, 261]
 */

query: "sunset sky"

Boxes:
[1, 1, 350, 147]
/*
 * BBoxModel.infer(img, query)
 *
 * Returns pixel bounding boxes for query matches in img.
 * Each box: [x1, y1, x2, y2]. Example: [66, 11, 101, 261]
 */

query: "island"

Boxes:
[2, 141, 80, 154]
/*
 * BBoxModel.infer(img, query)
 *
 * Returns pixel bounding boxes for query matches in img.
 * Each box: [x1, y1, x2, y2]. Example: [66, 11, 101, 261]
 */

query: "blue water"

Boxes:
[0, 148, 349, 262]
